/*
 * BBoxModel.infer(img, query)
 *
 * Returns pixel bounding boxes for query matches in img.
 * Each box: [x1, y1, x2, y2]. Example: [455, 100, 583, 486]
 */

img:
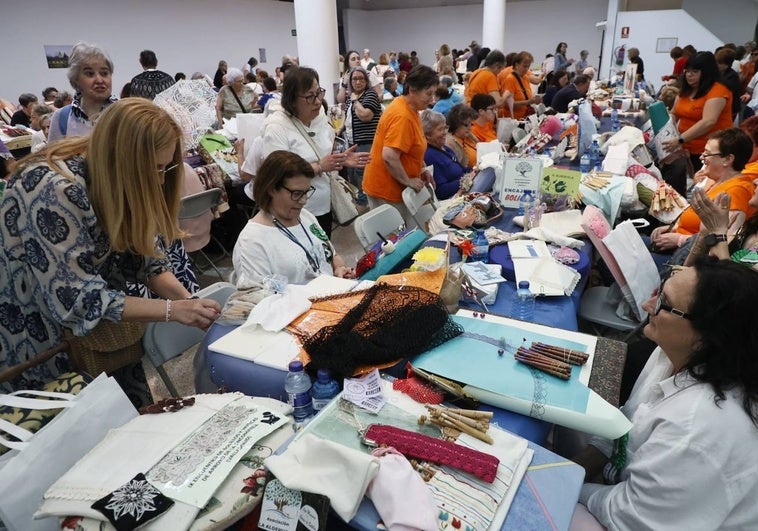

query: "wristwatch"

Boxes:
[677, 134, 685, 144]
[704, 233, 728, 247]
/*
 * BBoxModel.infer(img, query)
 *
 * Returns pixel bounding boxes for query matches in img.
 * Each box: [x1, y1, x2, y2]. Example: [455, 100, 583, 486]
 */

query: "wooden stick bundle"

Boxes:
[423, 406, 494, 445]
[515, 347, 572, 380]
[530, 342, 588, 366]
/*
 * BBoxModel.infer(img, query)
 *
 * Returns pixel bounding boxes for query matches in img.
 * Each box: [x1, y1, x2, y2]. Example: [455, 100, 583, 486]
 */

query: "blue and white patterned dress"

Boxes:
[0, 155, 193, 392]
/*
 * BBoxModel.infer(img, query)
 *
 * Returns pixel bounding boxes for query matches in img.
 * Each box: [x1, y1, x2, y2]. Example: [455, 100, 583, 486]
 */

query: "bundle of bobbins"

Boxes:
[419, 405, 494, 445]
[514, 341, 588, 380]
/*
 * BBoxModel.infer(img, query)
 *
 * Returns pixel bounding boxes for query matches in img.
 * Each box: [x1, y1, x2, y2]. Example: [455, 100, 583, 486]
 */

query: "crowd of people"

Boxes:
[3, 34, 758, 531]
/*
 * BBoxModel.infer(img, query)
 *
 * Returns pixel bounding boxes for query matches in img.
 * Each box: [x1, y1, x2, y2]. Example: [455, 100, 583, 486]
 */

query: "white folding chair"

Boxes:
[142, 281, 237, 397]
[354, 204, 405, 250]
[402, 184, 438, 233]
[179, 188, 227, 281]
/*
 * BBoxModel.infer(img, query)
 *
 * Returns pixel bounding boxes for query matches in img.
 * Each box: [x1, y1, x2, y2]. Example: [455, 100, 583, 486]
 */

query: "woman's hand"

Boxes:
[333, 265, 356, 279]
[661, 137, 680, 151]
[652, 229, 685, 251]
[343, 144, 371, 168]
[171, 299, 221, 331]
[234, 138, 245, 158]
[691, 189, 730, 234]
[321, 150, 348, 172]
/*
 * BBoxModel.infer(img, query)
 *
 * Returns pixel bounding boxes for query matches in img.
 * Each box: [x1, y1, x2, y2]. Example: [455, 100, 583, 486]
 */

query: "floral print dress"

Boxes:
[0, 155, 190, 392]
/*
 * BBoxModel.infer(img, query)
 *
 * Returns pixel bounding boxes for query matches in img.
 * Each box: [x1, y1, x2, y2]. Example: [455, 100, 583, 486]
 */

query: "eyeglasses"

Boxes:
[485, 107, 496, 112]
[299, 88, 326, 104]
[700, 151, 724, 159]
[352, 77, 367, 83]
[654, 281, 693, 320]
[281, 185, 316, 201]
[158, 162, 180, 175]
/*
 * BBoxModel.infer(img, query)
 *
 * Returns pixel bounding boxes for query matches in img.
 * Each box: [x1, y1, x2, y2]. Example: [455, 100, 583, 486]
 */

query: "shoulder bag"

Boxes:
[290, 117, 359, 225]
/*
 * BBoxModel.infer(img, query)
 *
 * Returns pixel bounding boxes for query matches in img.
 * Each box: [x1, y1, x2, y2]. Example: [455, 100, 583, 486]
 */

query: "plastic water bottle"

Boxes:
[471, 229, 489, 263]
[579, 152, 591, 173]
[529, 146, 537, 157]
[311, 369, 339, 413]
[590, 139, 602, 170]
[512, 281, 536, 322]
[611, 108, 620, 133]
[285, 361, 313, 423]
[518, 189, 534, 217]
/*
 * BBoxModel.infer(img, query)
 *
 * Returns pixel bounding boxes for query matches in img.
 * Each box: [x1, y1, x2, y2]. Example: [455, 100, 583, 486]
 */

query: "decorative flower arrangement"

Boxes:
[458, 239, 474, 262]
[410, 247, 446, 271]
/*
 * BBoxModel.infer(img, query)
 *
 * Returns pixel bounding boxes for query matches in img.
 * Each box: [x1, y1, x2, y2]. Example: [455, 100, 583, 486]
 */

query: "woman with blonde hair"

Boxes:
[0, 98, 221, 395]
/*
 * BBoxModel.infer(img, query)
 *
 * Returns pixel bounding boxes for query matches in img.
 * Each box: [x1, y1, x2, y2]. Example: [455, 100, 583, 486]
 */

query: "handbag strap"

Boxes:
[0, 390, 76, 411]
[511, 72, 530, 100]
[290, 116, 324, 161]
[0, 418, 34, 449]
[229, 87, 248, 113]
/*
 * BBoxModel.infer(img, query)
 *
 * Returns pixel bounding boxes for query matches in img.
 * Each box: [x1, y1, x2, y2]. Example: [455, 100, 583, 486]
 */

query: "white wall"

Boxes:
[1, 0, 298, 103]
[606, 10, 723, 88]
[344, 0, 608, 72]
[682, 0, 757, 44]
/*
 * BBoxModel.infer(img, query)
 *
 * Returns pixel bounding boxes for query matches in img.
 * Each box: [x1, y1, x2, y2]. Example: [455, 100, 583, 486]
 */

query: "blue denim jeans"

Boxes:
[348, 143, 371, 206]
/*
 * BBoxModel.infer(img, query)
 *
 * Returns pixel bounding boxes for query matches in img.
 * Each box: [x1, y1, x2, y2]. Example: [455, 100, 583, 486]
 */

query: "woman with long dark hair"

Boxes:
[661, 51, 733, 195]
[572, 259, 758, 529]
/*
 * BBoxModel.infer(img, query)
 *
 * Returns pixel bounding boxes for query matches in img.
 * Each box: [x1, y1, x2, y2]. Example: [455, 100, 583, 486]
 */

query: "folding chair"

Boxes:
[354, 204, 405, 250]
[179, 188, 228, 281]
[142, 281, 236, 397]
[402, 184, 438, 233]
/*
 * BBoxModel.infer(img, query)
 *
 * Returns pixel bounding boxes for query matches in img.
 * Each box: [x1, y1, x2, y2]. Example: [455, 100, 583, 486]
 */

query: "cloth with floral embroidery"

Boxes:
[550, 245, 580, 265]
[91, 473, 174, 531]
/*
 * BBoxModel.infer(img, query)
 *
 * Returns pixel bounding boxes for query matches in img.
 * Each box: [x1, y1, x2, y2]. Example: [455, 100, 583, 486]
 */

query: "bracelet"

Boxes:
[316, 161, 323, 175]
[165, 299, 172, 322]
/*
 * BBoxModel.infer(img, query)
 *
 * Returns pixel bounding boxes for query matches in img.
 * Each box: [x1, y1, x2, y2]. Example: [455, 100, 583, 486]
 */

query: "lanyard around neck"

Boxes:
[272, 216, 320, 273]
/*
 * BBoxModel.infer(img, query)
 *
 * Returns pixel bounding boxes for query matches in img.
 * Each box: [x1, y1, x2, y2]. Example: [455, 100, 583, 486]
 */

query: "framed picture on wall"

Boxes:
[43, 45, 72, 69]
[656, 38, 678, 54]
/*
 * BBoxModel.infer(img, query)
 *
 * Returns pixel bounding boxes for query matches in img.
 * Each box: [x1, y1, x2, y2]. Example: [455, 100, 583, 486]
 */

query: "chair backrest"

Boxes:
[179, 188, 223, 220]
[354, 204, 405, 249]
[142, 282, 237, 372]
[511, 127, 527, 144]
[402, 185, 437, 233]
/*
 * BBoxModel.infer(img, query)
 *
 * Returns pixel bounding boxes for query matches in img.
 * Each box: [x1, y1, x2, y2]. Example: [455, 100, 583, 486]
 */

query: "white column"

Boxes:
[293, 0, 340, 103]
[599, 0, 624, 80]
[482, 0, 506, 52]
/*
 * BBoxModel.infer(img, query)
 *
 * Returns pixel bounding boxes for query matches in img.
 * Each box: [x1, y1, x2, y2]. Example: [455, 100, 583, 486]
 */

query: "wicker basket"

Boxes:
[65, 321, 146, 376]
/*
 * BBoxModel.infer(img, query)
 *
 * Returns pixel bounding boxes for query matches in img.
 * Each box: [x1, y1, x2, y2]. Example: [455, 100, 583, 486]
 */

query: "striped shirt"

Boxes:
[348, 88, 381, 145]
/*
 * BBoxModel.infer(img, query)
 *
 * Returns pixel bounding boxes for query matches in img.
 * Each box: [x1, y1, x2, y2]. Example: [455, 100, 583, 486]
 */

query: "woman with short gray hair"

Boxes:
[215, 67, 258, 125]
[421, 109, 496, 199]
[48, 42, 116, 142]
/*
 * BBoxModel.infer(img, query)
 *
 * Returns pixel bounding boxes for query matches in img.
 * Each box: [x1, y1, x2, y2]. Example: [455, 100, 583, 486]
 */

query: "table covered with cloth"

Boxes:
[424, 207, 592, 331]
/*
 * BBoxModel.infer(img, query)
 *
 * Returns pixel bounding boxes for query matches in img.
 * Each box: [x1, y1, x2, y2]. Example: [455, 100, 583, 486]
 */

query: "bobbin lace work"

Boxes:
[303, 284, 463, 378]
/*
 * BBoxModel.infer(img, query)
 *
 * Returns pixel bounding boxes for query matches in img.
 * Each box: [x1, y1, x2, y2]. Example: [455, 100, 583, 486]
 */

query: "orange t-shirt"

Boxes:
[465, 68, 500, 104]
[446, 134, 478, 168]
[673, 82, 733, 155]
[499, 71, 533, 119]
[677, 175, 757, 235]
[363, 96, 426, 203]
[471, 121, 497, 142]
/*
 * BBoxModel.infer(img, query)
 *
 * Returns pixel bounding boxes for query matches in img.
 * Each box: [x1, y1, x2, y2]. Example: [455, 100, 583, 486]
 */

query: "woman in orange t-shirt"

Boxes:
[661, 52, 733, 196]
[500, 51, 543, 120]
[652, 128, 755, 252]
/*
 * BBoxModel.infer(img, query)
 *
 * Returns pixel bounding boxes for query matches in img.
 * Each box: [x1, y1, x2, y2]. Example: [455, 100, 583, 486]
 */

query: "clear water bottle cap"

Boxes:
[317, 368, 332, 381]
[288, 360, 304, 372]
[518, 280, 530, 289]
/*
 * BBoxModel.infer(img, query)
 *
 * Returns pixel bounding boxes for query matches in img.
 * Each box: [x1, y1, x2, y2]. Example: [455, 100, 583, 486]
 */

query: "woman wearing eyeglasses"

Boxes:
[570, 259, 758, 530]
[660, 52, 733, 196]
[232, 151, 354, 287]
[650, 128, 755, 254]
[261, 66, 369, 237]
[0, 99, 222, 395]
